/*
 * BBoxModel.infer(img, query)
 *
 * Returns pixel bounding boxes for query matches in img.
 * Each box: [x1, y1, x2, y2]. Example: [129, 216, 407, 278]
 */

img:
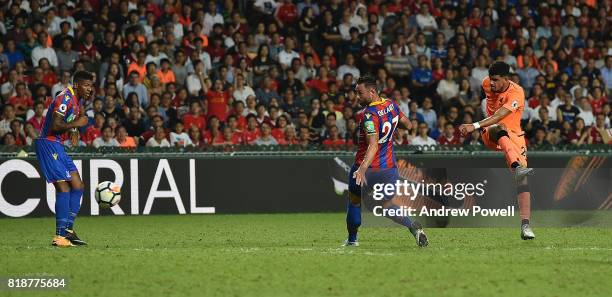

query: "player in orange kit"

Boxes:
[459, 61, 535, 240]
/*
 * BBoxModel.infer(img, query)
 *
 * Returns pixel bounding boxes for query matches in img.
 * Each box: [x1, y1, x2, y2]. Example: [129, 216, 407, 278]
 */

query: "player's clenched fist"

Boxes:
[458, 124, 475, 136]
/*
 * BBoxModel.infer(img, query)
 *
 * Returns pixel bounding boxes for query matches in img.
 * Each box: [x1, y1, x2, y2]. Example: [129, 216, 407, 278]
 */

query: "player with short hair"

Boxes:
[459, 61, 535, 240]
[35, 70, 94, 247]
[345, 75, 428, 247]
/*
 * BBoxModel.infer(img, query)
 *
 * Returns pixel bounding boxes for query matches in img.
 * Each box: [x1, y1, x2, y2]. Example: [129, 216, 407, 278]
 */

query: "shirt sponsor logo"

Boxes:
[365, 120, 376, 134]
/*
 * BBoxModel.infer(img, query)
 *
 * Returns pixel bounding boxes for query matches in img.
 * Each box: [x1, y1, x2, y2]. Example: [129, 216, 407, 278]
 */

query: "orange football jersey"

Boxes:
[482, 76, 525, 133]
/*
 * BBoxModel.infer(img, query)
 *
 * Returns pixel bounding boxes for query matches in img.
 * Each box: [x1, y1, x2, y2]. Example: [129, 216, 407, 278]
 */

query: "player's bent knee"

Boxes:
[70, 172, 84, 190]
[381, 201, 400, 215]
[54, 181, 71, 193]
[491, 128, 509, 143]
[516, 183, 530, 194]
[71, 180, 85, 190]
[349, 193, 361, 206]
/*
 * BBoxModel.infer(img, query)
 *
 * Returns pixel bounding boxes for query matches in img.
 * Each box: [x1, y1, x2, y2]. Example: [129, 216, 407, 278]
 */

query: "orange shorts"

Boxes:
[481, 128, 528, 168]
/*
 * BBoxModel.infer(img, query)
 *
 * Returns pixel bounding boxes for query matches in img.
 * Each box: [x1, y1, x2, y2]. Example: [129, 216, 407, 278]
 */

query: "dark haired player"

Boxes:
[344, 75, 428, 247]
[459, 61, 535, 240]
[35, 71, 94, 247]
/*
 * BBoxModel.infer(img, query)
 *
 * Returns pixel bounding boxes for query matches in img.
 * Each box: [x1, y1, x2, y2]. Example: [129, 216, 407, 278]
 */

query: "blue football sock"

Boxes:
[67, 188, 83, 229]
[346, 200, 362, 242]
[383, 204, 417, 236]
[55, 191, 70, 236]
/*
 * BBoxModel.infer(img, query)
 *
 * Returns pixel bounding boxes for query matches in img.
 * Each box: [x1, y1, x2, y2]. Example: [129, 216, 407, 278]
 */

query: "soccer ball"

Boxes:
[95, 181, 121, 207]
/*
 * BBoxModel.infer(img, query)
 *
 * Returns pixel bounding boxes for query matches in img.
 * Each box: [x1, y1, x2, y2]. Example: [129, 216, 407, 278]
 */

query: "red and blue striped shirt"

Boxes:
[40, 86, 80, 143]
[354, 98, 404, 169]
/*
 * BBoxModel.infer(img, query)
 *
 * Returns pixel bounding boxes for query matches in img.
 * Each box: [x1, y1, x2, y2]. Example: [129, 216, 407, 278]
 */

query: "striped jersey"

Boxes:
[40, 86, 80, 142]
[354, 98, 404, 169]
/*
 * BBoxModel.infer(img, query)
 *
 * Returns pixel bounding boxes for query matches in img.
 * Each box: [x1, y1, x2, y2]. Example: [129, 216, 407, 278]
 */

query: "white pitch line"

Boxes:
[544, 246, 612, 251]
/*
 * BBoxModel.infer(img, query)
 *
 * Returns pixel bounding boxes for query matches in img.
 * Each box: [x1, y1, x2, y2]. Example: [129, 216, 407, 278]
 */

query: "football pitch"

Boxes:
[2, 213, 612, 297]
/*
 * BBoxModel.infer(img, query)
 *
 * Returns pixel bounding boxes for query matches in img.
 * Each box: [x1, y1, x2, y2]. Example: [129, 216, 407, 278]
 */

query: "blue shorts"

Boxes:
[348, 164, 401, 201]
[34, 139, 77, 183]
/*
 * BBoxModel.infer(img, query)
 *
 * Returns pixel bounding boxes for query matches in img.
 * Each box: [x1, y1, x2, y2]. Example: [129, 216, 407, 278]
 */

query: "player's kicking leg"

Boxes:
[381, 198, 428, 247]
[372, 168, 428, 247]
[486, 125, 534, 180]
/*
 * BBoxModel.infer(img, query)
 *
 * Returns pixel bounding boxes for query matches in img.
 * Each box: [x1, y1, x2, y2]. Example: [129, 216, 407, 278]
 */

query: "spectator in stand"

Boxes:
[157, 59, 176, 84]
[416, 3, 437, 37]
[232, 73, 255, 104]
[436, 69, 459, 107]
[146, 126, 171, 147]
[206, 79, 231, 122]
[188, 126, 205, 148]
[102, 96, 124, 121]
[182, 101, 206, 131]
[27, 101, 45, 134]
[418, 97, 437, 130]
[360, 32, 384, 73]
[531, 127, 551, 147]
[601, 56, 612, 94]
[0, 105, 17, 139]
[56, 38, 79, 73]
[63, 130, 87, 148]
[123, 71, 149, 107]
[254, 122, 278, 145]
[385, 43, 412, 80]
[31, 31, 58, 68]
[186, 60, 209, 96]
[411, 55, 433, 101]
[242, 114, 260, 144]
[51, 71, 72, 98]
[83, 113, 105, 145]
[214, 126, 241, 146]
[9, 119, 27, 146]
[278, 37, 300, 71]
[255, 77, 281, 106]
[93, 125, 120, 148]
[122, 107, 146, 137]
[411, 122, 437, 146]
[589, 114, 611, 144]
[438, 123, 461, 145]
[322, 125, 345, 148]
[8, 82, 33, 119]
[557, 94, 581, 125]
[77, 31, 101, 67]
[116, 126, 137, 148]
[127, 51, 147, 82]
[169, 121, 193, 147]
[577, 97, 595, 127]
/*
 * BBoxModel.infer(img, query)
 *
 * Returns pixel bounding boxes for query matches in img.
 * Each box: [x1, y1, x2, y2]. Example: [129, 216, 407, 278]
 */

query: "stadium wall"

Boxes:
[0, 154, 610, 218]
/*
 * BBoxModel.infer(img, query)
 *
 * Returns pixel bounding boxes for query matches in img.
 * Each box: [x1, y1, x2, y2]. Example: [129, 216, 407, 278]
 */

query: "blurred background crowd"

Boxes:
[0, 0, 610, 149]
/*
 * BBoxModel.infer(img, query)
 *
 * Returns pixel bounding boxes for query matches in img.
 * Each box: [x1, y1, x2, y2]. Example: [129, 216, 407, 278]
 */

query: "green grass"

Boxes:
[1, 213, 612, 297]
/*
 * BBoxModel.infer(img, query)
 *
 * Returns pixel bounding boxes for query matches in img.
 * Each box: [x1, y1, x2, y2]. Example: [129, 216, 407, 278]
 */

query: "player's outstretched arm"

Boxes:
[398, 115, 412, 130]
[51, 112, 89, 134]
[354, 133, 379, 186]
[459, 107, 511, 135]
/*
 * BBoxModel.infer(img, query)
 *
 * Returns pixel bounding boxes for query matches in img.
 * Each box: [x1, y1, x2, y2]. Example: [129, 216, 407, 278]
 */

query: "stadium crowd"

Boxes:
[0, 0, 611, 149]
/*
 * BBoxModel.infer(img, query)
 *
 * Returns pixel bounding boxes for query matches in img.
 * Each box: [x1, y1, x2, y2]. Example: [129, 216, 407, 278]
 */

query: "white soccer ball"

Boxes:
[95, 181, 121, 207]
